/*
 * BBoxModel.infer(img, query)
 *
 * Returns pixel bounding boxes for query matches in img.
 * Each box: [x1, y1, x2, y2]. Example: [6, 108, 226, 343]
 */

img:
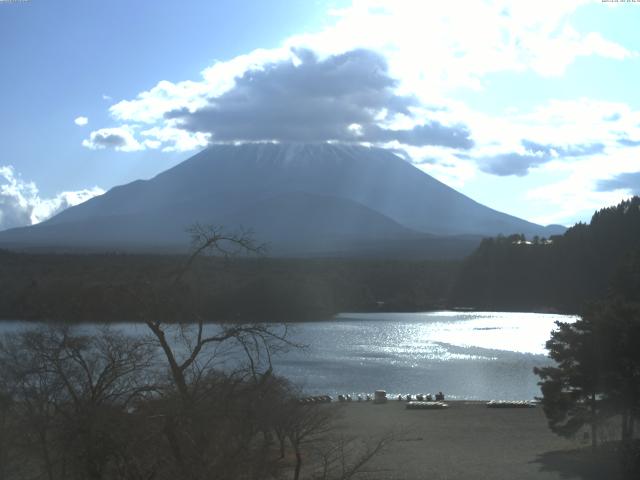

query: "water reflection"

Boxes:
[0, 311, 576, 400]
[274, 311, 577, 400]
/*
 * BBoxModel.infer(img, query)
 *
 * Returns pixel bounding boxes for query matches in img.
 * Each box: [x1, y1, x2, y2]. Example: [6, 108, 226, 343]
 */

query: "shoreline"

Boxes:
[0, 307, 579, 324]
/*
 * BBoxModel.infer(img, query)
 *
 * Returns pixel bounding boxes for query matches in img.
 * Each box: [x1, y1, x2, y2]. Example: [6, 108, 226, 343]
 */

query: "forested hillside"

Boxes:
[451, 196, 640, 312]
[0, 251, 458, 322]
[2, 197, 638, 322]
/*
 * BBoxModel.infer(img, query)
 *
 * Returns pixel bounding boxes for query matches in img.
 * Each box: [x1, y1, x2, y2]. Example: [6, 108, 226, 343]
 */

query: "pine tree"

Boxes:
[534, 315, 605, 448]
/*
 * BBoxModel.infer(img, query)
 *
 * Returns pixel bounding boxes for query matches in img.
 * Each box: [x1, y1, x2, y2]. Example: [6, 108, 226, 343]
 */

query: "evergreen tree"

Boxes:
[586, 301, 640, 446]
[535, 300, 640, 451]
[453, 196, 640, 312]
[534, 315, 605, 448]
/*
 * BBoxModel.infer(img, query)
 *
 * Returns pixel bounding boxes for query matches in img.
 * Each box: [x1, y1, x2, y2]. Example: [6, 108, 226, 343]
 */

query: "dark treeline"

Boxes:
[0, 250, 459, 322]
[2, 196, 639, 322]
[451, 196, 640, 313]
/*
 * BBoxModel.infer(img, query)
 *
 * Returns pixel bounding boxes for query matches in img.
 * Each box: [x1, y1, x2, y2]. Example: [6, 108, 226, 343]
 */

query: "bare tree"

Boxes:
[111, 225, 298, 479]
[310, 431, 396, 480]
[120, 225, 287, 401]
[267, 383, 396, 480]
[0, 326, 157, 480]
[286, 403, 335, 480]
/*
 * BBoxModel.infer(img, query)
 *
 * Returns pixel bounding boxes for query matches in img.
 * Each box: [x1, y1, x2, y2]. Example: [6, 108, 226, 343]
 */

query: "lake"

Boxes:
[272, 311, 576, 400]
[0, 311, 576, 401]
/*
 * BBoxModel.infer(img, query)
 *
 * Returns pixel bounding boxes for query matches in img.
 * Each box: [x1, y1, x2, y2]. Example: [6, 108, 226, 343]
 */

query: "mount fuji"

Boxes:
[0, 143, 564, 258]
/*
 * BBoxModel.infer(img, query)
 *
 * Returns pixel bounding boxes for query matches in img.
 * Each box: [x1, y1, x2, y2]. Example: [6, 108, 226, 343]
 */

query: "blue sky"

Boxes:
[1, 0, 639, 230]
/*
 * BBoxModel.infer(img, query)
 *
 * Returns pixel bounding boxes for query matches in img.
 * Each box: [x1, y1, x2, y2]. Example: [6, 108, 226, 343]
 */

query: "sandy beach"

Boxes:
[327, 400, 621, 480]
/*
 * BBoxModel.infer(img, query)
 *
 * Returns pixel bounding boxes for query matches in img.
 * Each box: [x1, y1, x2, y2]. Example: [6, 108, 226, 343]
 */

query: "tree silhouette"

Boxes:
[535, 300, 640, 455]
[453, 196, 640, 312]
[534, 314, 605, 448]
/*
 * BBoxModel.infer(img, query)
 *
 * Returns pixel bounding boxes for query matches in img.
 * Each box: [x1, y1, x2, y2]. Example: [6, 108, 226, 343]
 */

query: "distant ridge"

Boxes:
[0, 143, 565, 258]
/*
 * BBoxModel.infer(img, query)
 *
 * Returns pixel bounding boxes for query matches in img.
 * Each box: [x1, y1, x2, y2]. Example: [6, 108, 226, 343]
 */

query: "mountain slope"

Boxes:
[0, 143, 564, 257]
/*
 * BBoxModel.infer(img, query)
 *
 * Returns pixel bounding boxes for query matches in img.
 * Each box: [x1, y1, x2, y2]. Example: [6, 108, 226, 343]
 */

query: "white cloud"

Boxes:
[525, 149, 640, 225]
[389, 94, 640, 224]
[110, 79, 211, 125]
[140, 126, 210, 152]
[109, 48, 291, 125]
[84, 0, 634, 154]
[515, 98, 640, 145]
[290, 0, 634, 95]
[30, 188, 105, 225]
[74, 116, 89, 126]
[449, 97, 640, 177]
[0, 166, 104, 231]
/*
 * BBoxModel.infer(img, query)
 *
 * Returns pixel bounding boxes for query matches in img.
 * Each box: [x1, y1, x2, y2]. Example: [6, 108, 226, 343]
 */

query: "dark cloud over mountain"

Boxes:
[618, 138, 640, 147]
[167, 49, 473, 148]
[597, 171, 640, 194]
[479, 140, 605, 176]
[521, 140, 605, 158]
[88, 131, 128, 149]
[478, 151, 546, 176]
